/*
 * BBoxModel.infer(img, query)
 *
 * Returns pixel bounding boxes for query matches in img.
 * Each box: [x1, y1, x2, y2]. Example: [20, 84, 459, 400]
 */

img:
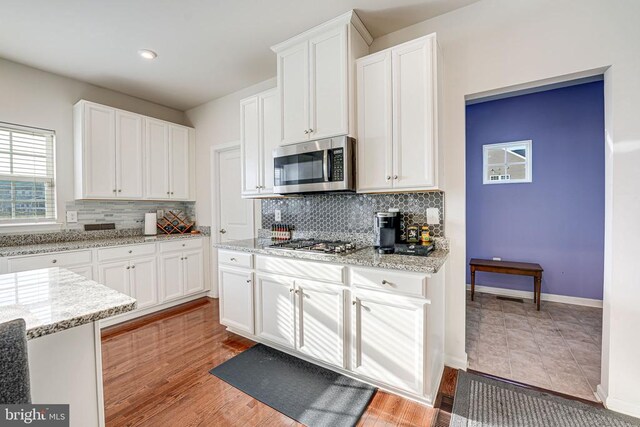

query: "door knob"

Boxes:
[394, 175, 398, 180]
[386, 176, 391, 181]
[219, 229, 227, 234]
[303, 129, 309, 134]
[308, 129, 313, 133]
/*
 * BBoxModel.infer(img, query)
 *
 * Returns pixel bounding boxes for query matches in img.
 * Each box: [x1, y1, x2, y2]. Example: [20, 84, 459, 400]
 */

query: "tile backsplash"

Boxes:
[261, 192, 444, 244]
[64, 200, 196, 230]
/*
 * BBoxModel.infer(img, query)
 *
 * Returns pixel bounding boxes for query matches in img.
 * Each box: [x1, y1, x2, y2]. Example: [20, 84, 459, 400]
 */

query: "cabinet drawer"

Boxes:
[351, 267, 427, 297]
[159, 238, 203, 253]
[8, 250, 93, 272]
[97, 243, 156, 262]
[256, 255, 345, 284]
[218, 250, 253, 269]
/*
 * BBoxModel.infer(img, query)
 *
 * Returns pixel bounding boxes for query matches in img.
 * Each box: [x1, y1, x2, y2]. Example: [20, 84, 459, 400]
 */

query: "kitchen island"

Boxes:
[0, 267, 136, 427]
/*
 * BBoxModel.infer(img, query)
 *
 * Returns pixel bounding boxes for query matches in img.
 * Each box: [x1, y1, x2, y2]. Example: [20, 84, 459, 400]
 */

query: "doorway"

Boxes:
[464, 79, 605, 402]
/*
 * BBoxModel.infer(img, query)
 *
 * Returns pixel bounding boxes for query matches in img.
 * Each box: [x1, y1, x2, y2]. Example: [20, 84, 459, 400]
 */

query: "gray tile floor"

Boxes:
[466, 291, 603, 401]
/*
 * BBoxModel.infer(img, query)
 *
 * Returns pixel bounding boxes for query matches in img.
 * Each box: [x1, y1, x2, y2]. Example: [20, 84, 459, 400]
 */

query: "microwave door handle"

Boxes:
[323, 150, 330, 182]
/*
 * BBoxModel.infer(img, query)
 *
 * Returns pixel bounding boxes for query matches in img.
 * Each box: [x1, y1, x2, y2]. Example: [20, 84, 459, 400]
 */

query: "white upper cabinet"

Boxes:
[115, 111, 144, 198]
[74, 102, 117, 198]
[144, 118, 195, 200]
[240, 88, 279, 198]
[74, 100, 195, 201]
[271, 10, 372, 146]
[356, 34, 441, 192]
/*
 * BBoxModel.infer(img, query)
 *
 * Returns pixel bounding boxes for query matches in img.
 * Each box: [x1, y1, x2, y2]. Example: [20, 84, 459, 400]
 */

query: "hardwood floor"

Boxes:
[102, 297, 457, 426]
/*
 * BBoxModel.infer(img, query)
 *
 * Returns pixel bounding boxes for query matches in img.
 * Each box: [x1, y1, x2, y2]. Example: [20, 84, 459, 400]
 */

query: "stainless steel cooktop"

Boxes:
[267, 239, 357, 255]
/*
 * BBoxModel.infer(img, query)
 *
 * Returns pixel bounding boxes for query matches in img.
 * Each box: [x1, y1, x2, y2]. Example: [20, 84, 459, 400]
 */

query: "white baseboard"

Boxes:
[605, 395, 640, 419]
[596, 384, 608, 405]
[444, 352, 468, 370]
[467, 284, 603, 308]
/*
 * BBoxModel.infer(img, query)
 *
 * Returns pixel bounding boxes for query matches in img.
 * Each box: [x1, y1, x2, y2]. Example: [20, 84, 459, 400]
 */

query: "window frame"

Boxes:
[0, 122, 57, 225]
[482, 140, 532, 185]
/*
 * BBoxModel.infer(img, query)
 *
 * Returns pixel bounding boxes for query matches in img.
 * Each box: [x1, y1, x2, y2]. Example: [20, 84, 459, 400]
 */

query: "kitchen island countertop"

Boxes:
[0, 267, 136, 339]
[213, 238, 449, 274]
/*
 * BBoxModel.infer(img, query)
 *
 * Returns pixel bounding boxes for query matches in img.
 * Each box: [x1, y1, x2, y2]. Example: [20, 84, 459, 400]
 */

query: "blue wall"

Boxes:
[465, 81, 604, 300]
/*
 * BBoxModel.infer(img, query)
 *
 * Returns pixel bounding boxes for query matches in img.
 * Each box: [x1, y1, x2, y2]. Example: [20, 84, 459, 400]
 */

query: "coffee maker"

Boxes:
[374, 211, 400, 254]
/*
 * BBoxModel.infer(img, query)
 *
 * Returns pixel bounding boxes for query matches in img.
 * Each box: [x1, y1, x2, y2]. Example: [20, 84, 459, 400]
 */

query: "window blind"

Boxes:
[0, 122, 56, 223]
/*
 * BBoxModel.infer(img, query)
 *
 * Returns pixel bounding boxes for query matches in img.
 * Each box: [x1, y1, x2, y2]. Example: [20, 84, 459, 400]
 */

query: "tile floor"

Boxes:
[466, 291, 603, 401]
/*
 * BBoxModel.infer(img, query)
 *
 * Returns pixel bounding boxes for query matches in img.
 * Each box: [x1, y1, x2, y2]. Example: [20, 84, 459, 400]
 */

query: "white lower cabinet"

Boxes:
[296, 279, 346, 368]
[183, 249, 205, 295]
[255, 274, 295, 348]
[159, 253, 183, 301]
[218, 251, 444, 405]
[219, 266, 254, 334]
[98, 256, 158, 311]
[351, 288, 427, 395]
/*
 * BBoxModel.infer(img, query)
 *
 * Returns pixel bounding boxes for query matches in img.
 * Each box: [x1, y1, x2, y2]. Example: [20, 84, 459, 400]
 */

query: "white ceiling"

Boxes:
[0, 0, 479, 111]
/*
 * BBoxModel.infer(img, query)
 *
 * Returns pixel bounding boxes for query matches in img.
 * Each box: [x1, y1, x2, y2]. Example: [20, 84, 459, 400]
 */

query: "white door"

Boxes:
[84, 103, 116, 198]
[277, 41, 309, 145]
[356, 51, 393, 192]
[159, 253, 183, 302]
[240, 97, 260, 196]
[309, 26, 348, 140]
[351, 289, 426, 394]
[130, 256, 158, 310]
[115, 110, 144, 198]
[217, 147, 254, 242]
[67, 265, 93, 280]
[144, 118, 170, 199]
[169, 125, 190, 199]
[296, 280, 345, 368]
[98, 260, 131, 297]
[183, 249, 205, 295]
[259, 89, 279, 194]
[392, 37, 435, 189]
[219, 267, 254, 334]
[255, 274, 295, 349]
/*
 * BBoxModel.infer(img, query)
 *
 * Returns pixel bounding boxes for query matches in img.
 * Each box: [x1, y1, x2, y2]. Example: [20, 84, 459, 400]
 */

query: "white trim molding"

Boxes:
[445, 352, 468, 370]
[467, 284, 603, 308]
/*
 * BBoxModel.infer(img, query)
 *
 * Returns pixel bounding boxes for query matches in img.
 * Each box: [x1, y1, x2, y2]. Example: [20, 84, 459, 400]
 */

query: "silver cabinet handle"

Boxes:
[182, 243, 186, 247]
[308, 129, 313, 133]
[184, 257, 188, 260]
[51, 259, 57, 264]
[352, 300, 357, 305]
[113, 189, 117, 193]
[289, 288, 294, 293]
[126, 266, 130, 270]
[229, 257, 236, 262]
[171, 192, 174, 195]
[180, 257, 183, 260]
[386, 176, 391, 181]
[166, 191, 170, 195]
[131, 265, 136, 269]
[382, 279, 389, 285]
[246, 279, 251, 283]
[394, 175, 398, 180]
[219, 229, 227, 234]
[118, 189, 122, 192]
[128, 250, 133, 254]
[303, 129, 309, 134]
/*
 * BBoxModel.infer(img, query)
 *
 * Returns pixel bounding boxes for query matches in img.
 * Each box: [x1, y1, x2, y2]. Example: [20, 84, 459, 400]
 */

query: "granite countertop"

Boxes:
[0, 233, 205, 258]
[213, 238, 449, 274]
[0, 267, 136, 339]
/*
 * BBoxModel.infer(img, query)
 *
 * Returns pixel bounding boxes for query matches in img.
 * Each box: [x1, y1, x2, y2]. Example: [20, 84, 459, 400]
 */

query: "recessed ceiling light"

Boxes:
[138, 49, 157, 60]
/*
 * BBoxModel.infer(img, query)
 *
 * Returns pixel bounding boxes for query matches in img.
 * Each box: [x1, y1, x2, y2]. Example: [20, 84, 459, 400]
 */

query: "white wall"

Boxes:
[184, 77, 276, 227]
[370, 0, 640, 416]
[0, 58, 187, 228]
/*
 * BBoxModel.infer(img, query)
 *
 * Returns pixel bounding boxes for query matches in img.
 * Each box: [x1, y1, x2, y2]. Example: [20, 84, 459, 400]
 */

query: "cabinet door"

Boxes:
[240, 96, 260, 196]
[277, 41, 309, 145]
[296, 280, 345, 368]
[392, 37, 436, 189]
[351, 289, 426, 394]
[98, 260, 131, 297]
[159, 252, 183, 302]
[255, 274, 295, 349]
[309, 26, 348, 140]
[83, 103, 116, 198]
[130, 257, 158, 310]
[356, 51, 393, 191]
[259, 89, 279, 194]
[144, 118, 170, 199]
[169, 125, 190, 199]
[183, 249, 204, 295]
[219, 267, 254, 334]
[115, 110, 144, 198]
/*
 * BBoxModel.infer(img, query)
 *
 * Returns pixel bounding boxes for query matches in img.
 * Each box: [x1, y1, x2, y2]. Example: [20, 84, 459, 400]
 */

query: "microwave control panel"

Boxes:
[331, 148, 344, 181]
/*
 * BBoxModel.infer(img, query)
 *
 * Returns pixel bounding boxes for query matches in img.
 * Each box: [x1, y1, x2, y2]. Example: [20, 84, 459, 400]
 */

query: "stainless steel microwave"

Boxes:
[273, 136, 356, 194]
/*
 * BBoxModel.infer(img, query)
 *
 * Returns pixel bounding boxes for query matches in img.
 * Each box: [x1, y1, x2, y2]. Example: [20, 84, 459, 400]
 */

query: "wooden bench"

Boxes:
[469, 258, 544, 310]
